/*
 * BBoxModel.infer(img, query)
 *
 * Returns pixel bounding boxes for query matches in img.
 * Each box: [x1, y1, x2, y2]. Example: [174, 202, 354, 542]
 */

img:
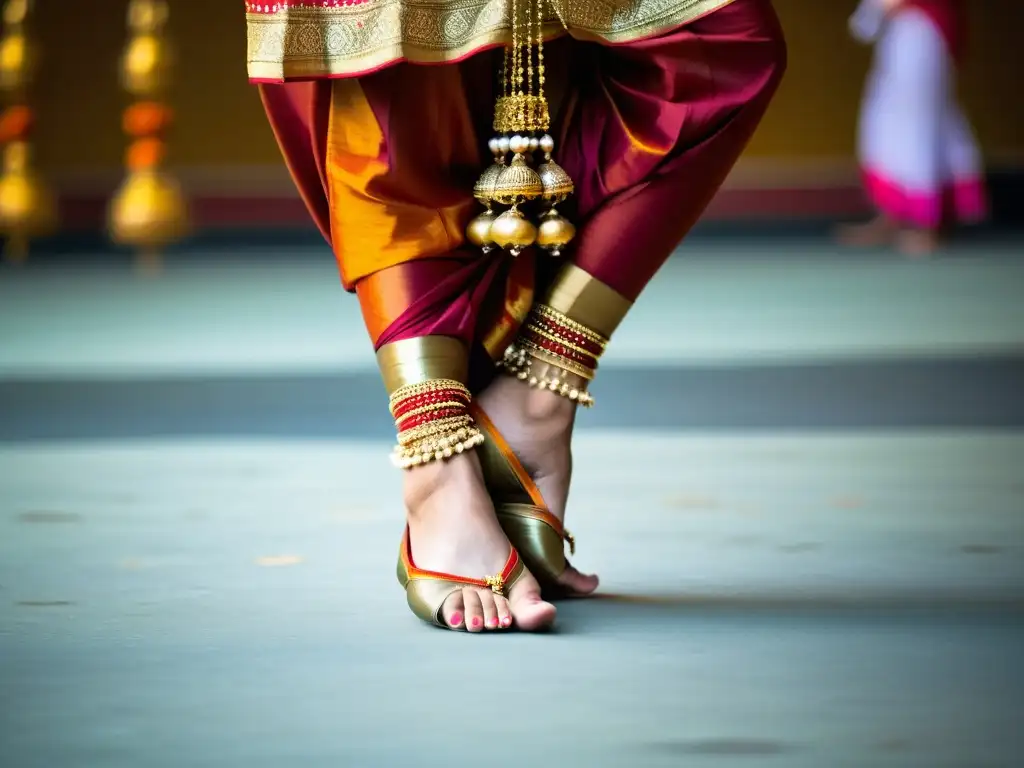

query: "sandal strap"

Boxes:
[399, 529, 527, 628]
[470, 403, 547, 510]
[473, 403, 576, 555]
[399, 528, 523, 596]
[496, 502, 574, 553]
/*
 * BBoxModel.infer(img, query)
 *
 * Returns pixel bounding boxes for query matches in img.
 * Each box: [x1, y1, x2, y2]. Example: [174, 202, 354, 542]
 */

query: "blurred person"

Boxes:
[247, 0, 786, 633]
[838, 0, 987, 256]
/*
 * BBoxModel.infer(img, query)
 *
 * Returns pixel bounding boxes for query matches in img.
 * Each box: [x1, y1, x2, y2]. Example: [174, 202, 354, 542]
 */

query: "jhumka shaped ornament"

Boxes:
[108, 0, 189, 271]
[0, 0, 55, 263]
[465, 0, 575, 258]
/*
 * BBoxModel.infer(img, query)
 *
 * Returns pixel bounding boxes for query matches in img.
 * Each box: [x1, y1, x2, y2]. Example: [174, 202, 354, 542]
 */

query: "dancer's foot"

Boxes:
[404, 452, 557, 631]
[895, 227, 941, 258]
[477, 375, 600, 596]
[834, 215, 896, 247]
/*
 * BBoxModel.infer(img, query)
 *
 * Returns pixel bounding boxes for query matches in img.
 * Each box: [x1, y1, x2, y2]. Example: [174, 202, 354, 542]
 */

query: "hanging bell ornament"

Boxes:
[535, 135, 575, 257]
[491, 137, 543, 207]
[467, 137, 506, 252]
[473, 137, 505, 205]
[466, 208, 497, 251]
[536, 209, 575, 257]
[490, 205, 537, 257]
[537, 135, 574, 204]
[0, 140, 56, 250]
[467, 1, 577, 259]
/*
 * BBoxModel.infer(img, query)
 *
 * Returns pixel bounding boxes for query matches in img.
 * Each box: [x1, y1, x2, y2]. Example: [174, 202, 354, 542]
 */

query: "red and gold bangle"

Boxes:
[532, 305, 608, 349]
[389, 381, 470, 413]
[499, 304, 609, 407]
[396, 408, 471, 433]
[388, 379, 483, 469]
[392, 397, 470, 420]
[397, 416, 474, 445]
[518, 340, 595, 380]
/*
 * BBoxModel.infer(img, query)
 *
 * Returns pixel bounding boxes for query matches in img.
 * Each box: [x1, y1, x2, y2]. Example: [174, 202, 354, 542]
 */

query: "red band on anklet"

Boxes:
[530, 315, 605, 356]
[391, 390, 471, 419]
[396, 408, 469, 432]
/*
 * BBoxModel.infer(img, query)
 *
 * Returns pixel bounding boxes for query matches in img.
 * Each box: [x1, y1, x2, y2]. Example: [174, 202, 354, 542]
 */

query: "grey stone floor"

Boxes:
[1, 239, 1023, 766]
[1, 436, 1022, 767]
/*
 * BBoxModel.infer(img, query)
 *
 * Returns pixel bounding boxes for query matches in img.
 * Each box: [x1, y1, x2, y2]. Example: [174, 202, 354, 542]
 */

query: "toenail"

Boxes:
[501, 617, 512, 626]
[486, 617, 498, 628]
[471, 617, 481, 628]
[450, 612, 463, 626]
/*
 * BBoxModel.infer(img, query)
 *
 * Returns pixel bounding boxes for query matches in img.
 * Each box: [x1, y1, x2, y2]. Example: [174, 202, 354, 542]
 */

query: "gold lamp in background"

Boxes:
[109, 0, 189, 272]
[0, 0, 56, 264]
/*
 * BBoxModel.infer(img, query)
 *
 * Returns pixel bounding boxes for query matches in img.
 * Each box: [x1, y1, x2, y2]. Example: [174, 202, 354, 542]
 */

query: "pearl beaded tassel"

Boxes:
[467, 131, 575, 257]
[465, 0, 576, 259]
[391, 430, 485, 470]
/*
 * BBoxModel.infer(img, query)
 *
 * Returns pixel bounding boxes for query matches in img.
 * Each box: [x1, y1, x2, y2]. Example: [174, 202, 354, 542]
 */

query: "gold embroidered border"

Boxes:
[247, 0, 735, 81]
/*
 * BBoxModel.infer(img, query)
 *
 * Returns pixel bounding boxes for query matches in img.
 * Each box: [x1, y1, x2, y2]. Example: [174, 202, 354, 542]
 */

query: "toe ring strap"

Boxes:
[484, 574, 505, 596]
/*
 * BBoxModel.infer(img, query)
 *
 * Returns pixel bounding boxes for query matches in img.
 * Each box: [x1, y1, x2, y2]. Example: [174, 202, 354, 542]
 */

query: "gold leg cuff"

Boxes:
[543, 264, 633, 340]
[378, 338, 481, 469]
[376, 336, 469, 396]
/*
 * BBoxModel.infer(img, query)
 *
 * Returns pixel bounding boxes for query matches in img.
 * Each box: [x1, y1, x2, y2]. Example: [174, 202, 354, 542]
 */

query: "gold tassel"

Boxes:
[109, 0, 189, 274]
[466, 0, 575, 259]
[0, 0, 56, 264]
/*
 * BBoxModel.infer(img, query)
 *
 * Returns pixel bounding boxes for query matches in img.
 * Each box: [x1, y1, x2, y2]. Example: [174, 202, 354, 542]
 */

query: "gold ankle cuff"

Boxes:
[376, 336, 468, 395]
[543, 264, 633, 340]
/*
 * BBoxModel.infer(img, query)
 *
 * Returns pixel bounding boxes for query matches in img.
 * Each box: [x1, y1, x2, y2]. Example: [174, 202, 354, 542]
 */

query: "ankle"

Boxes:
[519, 382, 576, 427]
[403, 453, 483, 515]
[486, 372, 576, 433]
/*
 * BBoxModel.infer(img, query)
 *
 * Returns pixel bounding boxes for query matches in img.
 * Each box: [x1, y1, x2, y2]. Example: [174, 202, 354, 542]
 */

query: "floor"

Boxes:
[1, 236, 1023, 767]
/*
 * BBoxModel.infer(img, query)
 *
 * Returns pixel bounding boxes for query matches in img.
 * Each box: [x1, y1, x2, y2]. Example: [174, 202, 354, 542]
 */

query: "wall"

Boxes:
[751, 0, 1024, 162]
[9, 0, 1024, 222]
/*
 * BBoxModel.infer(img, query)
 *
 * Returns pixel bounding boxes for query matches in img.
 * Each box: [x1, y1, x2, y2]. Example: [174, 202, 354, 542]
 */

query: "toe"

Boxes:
[557, 563, 599, 596]
[494, 594, 513, 628]
[462, 587, 485, 633]
[440, 591, 465, 630]
[478, 589, 500, 630]
[508, 570, 557, 632]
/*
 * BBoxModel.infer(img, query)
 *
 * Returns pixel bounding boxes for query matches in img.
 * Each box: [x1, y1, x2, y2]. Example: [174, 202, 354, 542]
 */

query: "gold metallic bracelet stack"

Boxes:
[389, 379, 485, 469]
[500, 303, 608, 407]
[465, 0, 575, 259]
[0, 0, 56, 263]
[109, 0, 189, 272]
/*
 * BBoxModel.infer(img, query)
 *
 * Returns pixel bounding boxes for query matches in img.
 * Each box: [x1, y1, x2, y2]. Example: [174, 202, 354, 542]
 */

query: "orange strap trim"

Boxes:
[503, 502, 567, 536]
[469, 404, 565, 535]
[401, 528, 520, 586]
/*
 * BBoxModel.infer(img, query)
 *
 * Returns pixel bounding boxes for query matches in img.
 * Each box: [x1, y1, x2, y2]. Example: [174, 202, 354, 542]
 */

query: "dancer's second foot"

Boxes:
[404, 452, 557, 631]
[834, 215, 896, 247]
[895, 227, 941, 257]
[477, 375, 600, 596]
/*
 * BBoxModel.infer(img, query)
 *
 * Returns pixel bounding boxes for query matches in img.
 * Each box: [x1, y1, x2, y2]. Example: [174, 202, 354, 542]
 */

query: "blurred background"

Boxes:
[4, 0, 1024, 240]
[1, 1, 1023, 766]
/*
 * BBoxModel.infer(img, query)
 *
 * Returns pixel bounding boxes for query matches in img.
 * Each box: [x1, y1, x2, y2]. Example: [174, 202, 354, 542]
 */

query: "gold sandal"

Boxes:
[396, 527, 525, 629]
[471, 403, 580, 596]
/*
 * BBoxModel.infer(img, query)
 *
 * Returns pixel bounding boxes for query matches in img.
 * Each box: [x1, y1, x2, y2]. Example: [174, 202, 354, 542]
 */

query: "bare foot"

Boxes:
[835, 215, 896, 248]
[404, 452, 556, 631]
[895, 228, 941, 258]
[477, 375, 600, 596]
